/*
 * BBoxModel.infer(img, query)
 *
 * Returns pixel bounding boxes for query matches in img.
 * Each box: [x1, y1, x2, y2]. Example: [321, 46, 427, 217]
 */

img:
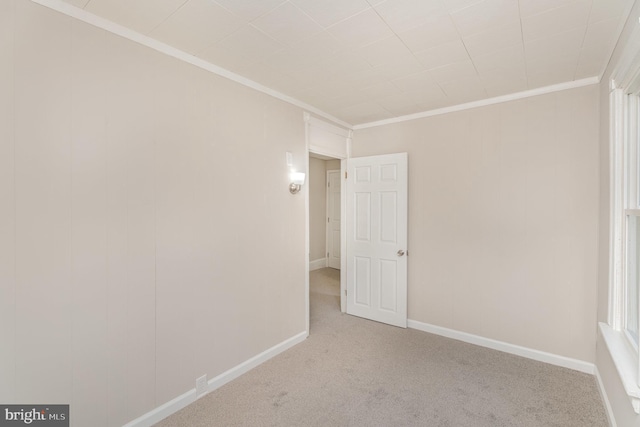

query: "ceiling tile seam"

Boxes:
[359, 25, 431, 114]
[445, 0, 486, 15]
[457, 39, 478, 73]
[524, 0, 590, 20]
[572, 0, 596, 80]
[597, 0, 637, 82]
[29, 0, 354, 129]
[211, 0, 237, 19]
[198, 31, 245, 60]
[245, 2, 326, 58]
[165, 0, 291, 59]
[254, 0, 290, 23]
[311, 8, 406, 114]
[214, 22, 296, 75]
[438, 4, 484, 96]
[304, 0, 376, 34]
[361, 80, 404, 105]
[247, 23, 285, 49]
[285, 1, 327, 32]
[322, 5, 395, 41]
[215, 0, 288, 24]
[524, 19, 597, 46]
[434, 80, 448, 104]
[146, 0, 190, 35]
[516, 0, 531, 89]
[195, 27, 241, 59]
[591, 13, 631, 27]
[203, 22, 285, 62]
[364, 2, 453, 107]
[209, 23, 283, 60]
[375, 97, 401, 117]
[354, 4, 414, 56]
[256, 0, 364, 57]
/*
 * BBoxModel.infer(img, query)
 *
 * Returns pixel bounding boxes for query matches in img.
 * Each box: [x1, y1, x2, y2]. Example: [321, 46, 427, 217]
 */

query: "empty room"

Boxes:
[2, 0, 640, 426]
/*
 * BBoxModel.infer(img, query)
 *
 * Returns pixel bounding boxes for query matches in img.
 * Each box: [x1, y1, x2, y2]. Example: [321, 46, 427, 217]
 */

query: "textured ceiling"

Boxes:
[63, 0, 635, 125]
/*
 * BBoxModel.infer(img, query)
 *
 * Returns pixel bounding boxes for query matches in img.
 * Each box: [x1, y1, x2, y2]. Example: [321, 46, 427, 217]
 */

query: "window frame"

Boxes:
[604, 77, 640, 415]
[623, 95, 640, 350]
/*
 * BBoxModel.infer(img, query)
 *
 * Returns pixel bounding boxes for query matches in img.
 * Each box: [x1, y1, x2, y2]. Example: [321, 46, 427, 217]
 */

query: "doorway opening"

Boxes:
[302, 113, 349, 335]
[308, 152, 342, 328]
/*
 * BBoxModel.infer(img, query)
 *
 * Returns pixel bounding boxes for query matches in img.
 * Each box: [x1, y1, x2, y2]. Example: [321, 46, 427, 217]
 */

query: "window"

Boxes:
[623, 95, 640, 350]
[603, 72, 640, 414]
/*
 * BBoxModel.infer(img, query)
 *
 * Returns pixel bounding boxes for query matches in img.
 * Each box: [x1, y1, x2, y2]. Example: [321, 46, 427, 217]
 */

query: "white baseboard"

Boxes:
[207, 331, 306, 391]
[122, 388, 197, 427]
[309, 258, 327, 271]
[407, 319, 595, 375]
[123, 331, 307, 427]
[595, 366, 617, 427]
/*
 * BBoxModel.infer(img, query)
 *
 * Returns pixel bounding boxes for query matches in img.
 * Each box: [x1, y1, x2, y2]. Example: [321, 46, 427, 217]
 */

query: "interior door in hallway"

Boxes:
[346, 153, 408, 328]
[327, 169, 341, 270]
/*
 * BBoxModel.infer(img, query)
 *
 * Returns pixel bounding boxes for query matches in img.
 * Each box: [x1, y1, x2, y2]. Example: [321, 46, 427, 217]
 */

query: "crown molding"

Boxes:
[353, 76, 601, 130]
[28, 0, 606, 134]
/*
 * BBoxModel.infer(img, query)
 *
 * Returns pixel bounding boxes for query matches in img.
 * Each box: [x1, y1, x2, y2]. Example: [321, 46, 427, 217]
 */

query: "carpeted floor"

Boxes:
[156, 268, 608, 427]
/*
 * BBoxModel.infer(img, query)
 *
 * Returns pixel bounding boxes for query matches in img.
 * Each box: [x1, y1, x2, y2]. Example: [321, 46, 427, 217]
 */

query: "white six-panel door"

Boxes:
[346, 153, 408, 328]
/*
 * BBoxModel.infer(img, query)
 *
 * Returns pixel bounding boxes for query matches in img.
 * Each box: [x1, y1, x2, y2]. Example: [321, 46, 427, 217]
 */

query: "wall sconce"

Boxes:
[289, 171, 306, 194]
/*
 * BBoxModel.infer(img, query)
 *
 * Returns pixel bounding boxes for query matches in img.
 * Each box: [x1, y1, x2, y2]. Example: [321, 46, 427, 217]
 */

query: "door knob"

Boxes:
[397, 250, 405, 257]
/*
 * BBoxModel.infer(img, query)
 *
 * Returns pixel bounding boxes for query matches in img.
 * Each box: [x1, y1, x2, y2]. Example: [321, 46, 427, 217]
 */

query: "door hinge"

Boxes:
[345, 171, 348, 179]
[345, 289, 347, 296]
[328, 217, 330, 223]
[327, 252, 329, 257]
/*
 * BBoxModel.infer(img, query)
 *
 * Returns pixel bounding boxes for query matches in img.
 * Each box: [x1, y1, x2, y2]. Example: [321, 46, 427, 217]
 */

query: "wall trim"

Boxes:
[407, 319, 595, 375]
[309, 258, 327, 271]
[354, 76, 600, 130]
[595, 365, 618, 427]
[122, 331, 307, 427]
[305, 114, 350, 137]
[599, 323, 640, 413]
[28, 0, 352, 130]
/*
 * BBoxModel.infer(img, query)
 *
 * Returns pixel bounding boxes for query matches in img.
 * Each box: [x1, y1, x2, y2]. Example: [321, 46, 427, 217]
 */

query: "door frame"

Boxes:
[304, 114, 350, 336]
[326, 169, 341, 270]
[305, 153, 346, 336]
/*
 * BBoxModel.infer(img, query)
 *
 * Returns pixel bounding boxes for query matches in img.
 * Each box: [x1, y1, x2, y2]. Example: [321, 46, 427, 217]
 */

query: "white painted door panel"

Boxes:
[327, 170, 341, 270]
[346, 153, 408, 328]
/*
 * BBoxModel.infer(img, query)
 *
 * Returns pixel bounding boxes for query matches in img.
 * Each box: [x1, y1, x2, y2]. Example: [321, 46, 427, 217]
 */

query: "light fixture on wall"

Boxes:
[289, 171, 306, 194]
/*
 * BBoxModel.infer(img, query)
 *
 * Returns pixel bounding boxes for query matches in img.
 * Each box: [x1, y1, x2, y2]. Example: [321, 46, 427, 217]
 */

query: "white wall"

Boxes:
[0, 1, 307, 426]
[326, 160, 340, 173]
[596, 1, 640, 425]
[309, 157, 327, 262]
[353, 85, 600, 364]
[309, 158, 340, 263]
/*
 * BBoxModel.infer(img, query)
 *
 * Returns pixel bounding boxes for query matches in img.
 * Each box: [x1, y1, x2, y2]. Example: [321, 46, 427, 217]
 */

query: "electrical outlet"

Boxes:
[196, 375, 208, 397]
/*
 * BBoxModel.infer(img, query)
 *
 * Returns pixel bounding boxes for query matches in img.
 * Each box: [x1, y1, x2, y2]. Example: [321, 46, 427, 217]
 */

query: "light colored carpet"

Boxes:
[156, 268, 607, 426]
[309, 267, 340, 297]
